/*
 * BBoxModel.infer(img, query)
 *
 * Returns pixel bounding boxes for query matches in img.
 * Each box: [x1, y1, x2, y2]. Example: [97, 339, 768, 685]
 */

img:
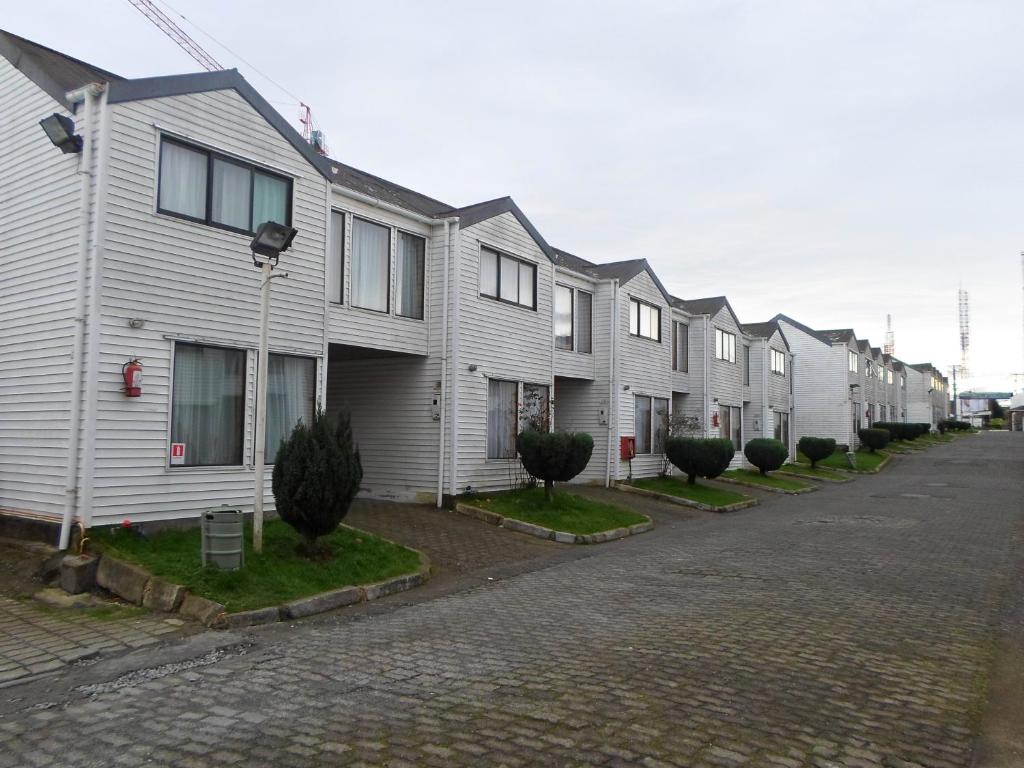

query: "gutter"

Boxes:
[435, 217, 458, 507]
[605, 279, 619, 487]
[59, 83, 104, 551]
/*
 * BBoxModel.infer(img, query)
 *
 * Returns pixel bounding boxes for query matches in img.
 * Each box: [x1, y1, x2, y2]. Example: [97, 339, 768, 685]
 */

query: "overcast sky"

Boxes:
[7, 1, 1023, 392]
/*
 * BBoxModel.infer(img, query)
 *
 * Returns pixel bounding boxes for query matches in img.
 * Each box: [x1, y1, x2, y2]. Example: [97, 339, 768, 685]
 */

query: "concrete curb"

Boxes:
[616, 482, 757, 513]
[826, 452, 893, 475]
[94, 543, 431, 630]
[454, 503, 653, 545]
[776, 469, 852, 484]
[715, 475, 819, 495]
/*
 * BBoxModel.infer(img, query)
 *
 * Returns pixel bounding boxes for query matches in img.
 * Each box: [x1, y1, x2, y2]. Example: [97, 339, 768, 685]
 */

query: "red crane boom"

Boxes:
[126, 0, 223, 71]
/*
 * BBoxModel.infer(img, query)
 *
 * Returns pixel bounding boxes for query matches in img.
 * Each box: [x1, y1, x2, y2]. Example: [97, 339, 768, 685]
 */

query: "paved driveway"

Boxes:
[1, 434, 1020, 767]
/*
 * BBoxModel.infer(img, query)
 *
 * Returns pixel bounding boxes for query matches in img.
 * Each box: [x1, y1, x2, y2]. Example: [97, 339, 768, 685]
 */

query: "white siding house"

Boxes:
[741, 321, 794, 459]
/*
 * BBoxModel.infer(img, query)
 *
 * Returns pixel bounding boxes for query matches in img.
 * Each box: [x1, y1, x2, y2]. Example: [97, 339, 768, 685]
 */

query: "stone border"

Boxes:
[616, 482, 757, 513]
[776, 468, 852, 484]
[454, 503, 653, 544]
[92, 544, 430, 630]
[715, 474, 819, 496]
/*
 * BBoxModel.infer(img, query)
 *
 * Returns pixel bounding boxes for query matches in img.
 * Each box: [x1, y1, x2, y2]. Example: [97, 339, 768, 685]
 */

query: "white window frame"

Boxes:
[715, 328, 737, 363]
[770, 348, 786, 376]
[672, 322, 688, 372]
[554, 284, 574, 351]
[849, 350, 858, 373]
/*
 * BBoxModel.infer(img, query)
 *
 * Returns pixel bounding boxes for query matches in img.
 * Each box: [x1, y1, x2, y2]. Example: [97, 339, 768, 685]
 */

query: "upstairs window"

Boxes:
[743, 345, 750, 384]
[555, 285, 574, 350]
[328, 210, 344, 304]
[351, 218, 390, 312]
[480, 246, 536, 310]
[576, 290, 593, 354]
[849, 351, 858, 373]
[629, 299, 661, 341]
[672, 322, 688, 372]
[770, 348, 786, 375]
[158, 137, 291, 234]
[396, 231, 425, 319]
[714, 328, 736, 363]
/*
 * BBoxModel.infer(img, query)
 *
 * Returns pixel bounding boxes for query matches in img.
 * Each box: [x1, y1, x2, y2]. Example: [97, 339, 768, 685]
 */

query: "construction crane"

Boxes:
[126, 0, 223, 71]
[126, 0, 328, 154]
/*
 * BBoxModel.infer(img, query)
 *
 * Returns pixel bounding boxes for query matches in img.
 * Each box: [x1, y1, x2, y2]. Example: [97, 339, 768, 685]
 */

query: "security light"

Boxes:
[849, 384, 860, 390]
[39, 113, 82, 154]
[249, 221, 297, 267]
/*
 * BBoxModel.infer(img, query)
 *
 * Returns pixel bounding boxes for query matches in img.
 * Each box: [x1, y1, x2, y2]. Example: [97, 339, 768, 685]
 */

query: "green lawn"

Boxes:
[797, 449, 887, 472]
[91, 519, 421, 613]
[780, 463, 847, 481]
[722, 468, 813, 491]
[474, 488, 647, 534]
[631, 476, 751, 508]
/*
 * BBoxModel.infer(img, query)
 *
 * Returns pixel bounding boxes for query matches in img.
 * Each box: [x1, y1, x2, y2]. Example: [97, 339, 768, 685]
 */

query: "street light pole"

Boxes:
[248, 221, 298, 555]
[253, 260, 272, 554]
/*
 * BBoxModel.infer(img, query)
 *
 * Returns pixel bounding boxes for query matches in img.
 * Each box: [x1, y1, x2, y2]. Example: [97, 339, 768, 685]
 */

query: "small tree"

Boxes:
[665, 437, 734, 484]
[743, 438, 788, 476]
[798, 436, 835, 468]
[858, 427, 890, 452]
[272, 407, 362, 558]
[516, 430, 594, 501]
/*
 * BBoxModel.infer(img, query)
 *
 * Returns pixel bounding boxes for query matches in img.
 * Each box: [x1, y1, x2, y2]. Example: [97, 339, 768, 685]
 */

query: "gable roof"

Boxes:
[552, 250, 672, 301]
[321, 161, 453, 218]
[742, 321, 790, 350]
[0, 29, 122, 109]
[672, 296, 743, 328]
[818, 328, 856, 344]
[857, 339, 871, 353]
[450, 197, 554, 260]
[772, 314, 833, 346]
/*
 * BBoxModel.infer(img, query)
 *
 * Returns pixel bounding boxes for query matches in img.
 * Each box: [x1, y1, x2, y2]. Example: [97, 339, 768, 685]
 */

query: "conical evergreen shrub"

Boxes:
[272, 406, 362, 557]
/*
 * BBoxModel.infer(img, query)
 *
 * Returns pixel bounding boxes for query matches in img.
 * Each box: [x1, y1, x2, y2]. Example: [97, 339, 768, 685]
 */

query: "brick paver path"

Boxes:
[1, 434, 1021, 767]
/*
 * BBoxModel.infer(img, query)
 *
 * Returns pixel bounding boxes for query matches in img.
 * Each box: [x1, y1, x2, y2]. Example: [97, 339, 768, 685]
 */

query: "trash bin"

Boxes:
[202, 507, 244, 570]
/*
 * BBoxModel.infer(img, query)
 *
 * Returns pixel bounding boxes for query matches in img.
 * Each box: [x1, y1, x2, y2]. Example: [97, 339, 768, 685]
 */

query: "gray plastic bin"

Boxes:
[201, 507, 244, 570]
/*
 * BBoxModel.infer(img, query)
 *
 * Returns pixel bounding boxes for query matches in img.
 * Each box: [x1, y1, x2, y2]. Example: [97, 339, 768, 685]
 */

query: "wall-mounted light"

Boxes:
[127, 318, 145, 329]
[622, 384, 630, 391]
[250, 221, 297, 268]
[39, 113, 82, 154]
[468, 364, 478, 372]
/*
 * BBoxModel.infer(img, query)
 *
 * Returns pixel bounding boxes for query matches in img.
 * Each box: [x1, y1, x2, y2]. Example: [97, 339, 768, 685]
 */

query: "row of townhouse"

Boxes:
[0, 31, 946, 541]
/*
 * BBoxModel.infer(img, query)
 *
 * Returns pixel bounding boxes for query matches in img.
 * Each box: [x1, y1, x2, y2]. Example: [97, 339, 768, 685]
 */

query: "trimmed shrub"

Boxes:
[743, 438, 788, 476]
[272, 407, 362, 557]
[858, 427, 890, 452]
[665, 437, 736, 484]
[517, 430, 594, 501]
[798, 436, 836, 468]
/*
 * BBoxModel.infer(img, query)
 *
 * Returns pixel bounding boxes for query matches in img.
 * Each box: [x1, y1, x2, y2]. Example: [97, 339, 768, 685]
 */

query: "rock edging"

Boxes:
[454, 503, 653, 544]
[715, 475, 819, 495]
[93, 548, 431, 630]
[616, 483, 757, 513]
[826, 453, 893, 475]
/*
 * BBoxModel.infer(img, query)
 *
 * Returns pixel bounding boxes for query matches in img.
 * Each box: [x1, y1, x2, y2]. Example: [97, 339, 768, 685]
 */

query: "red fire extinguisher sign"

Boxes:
[170, 443, 185, 465]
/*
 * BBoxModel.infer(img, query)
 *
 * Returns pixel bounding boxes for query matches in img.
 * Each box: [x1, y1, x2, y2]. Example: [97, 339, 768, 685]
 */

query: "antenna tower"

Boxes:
[884, 314, 894, 356]
[958, 288, 970, 385]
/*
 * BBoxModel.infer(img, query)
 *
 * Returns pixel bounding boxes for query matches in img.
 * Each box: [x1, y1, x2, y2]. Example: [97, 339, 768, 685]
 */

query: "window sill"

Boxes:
[628, 333, 662, 344]
[164, 465, 252, 474]
[479, 294, 537, 312]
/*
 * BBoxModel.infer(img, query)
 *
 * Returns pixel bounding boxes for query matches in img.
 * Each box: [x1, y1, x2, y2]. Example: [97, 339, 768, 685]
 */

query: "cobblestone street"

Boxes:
[0, 434, 1020, 767]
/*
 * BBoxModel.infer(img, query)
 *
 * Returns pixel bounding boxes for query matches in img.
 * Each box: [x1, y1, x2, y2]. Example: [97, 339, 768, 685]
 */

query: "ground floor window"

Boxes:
[633, 395, 669, 455]
[652, 398, 668, 454]
[521, 383, 550, 432]
[774, 411, 790, 449]
[487, 379, 519, 459]
[170, 343, 246, 467]
[719, 404, 742, 450]
[852, 402, 862, 435]
[265, 354, 317, 464]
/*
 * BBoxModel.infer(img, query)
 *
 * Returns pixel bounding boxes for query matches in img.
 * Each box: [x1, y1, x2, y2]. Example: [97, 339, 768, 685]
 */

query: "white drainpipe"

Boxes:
[59, 83, 104, 551]
[702, 315, 711, 437]
[762, 341, 769, 439]
[604, 279, 619, 487]
[448, 227, 463, 498]
[435, 217, 458, 507]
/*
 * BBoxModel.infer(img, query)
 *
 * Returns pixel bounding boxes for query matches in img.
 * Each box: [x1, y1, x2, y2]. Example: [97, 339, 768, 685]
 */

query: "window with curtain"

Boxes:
[158, 141, 207, 220]
[635, 395, 652, 454]
[554, 285, 573, 350]
[157, 137, 291, 234]
[743, 346, 750, 384]
[170, 343, 245, 467]
[487, 379, 518, 459]
[328, 210, 344, 304]
[265, 354, 316, 464]
[521, 383, 550, 432]
[479, 246, 536, 309]
[672, 322, 688, 372]
[629, 299, 661, 341]
[652, 398, 669, 454]
[729, 405, 742, 449]
[351, 217, 390, 312]
[576, 290, 592, 354]
[396, 232, 425, 319]
[774, 411, 790, 448]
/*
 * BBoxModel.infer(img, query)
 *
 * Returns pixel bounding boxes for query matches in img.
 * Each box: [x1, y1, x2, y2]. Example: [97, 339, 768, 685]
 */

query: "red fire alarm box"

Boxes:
[620, 436, 636, 460]
[711, 411, 720, 427]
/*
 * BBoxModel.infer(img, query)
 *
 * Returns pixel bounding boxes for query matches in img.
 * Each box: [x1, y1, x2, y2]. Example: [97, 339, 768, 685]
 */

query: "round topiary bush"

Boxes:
[272, 407, 363, 558]
[798, 436, 836, 468]
[516, 430, 594, 501]
[858, 427, 890, 452]
[665, 437, 735, 484]
[743, 438, 788, 476]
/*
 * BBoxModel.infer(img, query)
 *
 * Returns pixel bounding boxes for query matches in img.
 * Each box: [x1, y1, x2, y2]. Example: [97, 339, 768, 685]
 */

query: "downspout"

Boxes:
[761, 342, 768, 438]
[59, 83, 104, 551]
[447, 225, 463, 499]
[702, 315, 711, 437]
[76, 85, 112, 537]
[435, 217, 457, 507]
[604, 279, 619, 487]
[320, 179, 330, 409]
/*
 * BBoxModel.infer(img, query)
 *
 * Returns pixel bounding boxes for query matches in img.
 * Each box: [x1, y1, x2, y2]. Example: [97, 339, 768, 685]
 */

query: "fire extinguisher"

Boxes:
[122, 358, 143, 397]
